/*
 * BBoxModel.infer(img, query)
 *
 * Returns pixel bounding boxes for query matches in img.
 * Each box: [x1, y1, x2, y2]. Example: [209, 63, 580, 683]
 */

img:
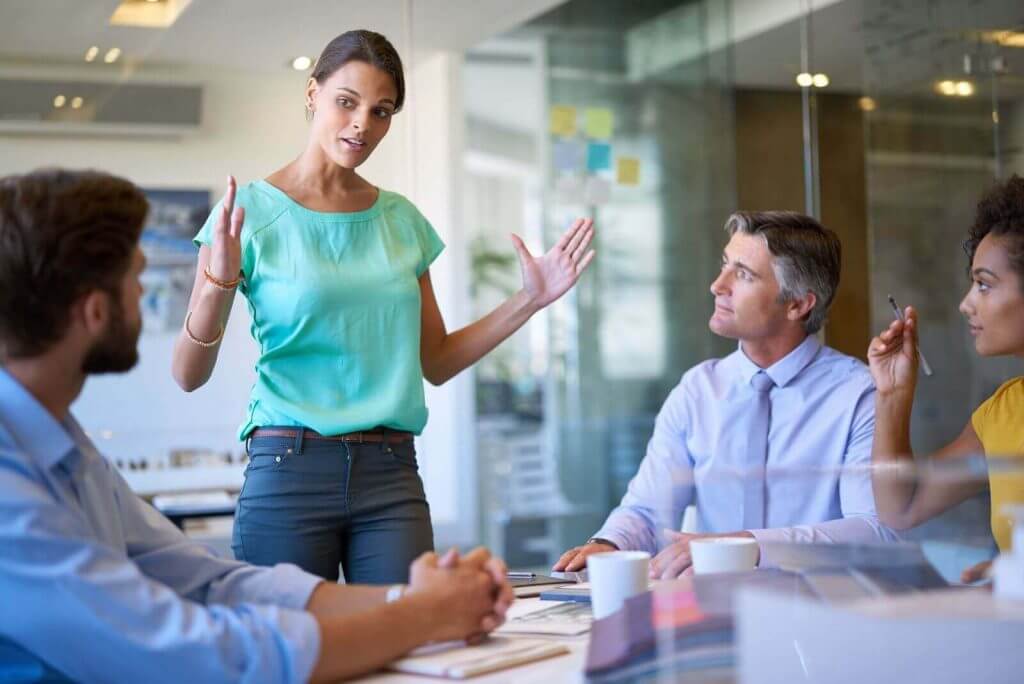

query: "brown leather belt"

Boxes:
[250, 427, 414, 444]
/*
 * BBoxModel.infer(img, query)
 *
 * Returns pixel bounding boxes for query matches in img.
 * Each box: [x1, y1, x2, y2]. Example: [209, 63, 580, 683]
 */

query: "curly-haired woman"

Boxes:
[869, 174, 1024, 582]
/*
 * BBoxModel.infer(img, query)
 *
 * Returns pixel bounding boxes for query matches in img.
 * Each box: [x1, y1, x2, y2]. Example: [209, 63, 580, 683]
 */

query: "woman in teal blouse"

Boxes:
[171, 30, 595, 584]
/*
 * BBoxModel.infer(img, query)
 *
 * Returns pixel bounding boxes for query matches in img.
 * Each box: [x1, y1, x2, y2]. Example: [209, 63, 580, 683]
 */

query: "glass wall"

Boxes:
[0, 0, 556, 551]
[466, 0, 1024, 573]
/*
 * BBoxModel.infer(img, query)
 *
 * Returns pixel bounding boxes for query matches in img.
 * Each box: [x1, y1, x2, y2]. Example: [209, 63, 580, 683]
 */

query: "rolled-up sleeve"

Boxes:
[594, 382, 696, 554]
[0, 466, 321, 684]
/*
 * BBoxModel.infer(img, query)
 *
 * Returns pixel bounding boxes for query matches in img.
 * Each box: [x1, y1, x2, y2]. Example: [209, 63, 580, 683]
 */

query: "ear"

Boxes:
[77, 289, 112, 338]
[786, 291, 817, 324]
[305, 77, 318, 112]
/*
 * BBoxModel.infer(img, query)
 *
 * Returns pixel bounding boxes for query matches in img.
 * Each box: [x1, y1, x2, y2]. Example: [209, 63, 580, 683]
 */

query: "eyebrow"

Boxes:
[336, 87, 396, 107]
[972, 267, 999, 280]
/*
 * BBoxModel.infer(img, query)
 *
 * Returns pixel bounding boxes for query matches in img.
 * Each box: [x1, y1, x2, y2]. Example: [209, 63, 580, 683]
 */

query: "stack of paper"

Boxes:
[497, 600, 593, 636]
[389, 637, 569, 679]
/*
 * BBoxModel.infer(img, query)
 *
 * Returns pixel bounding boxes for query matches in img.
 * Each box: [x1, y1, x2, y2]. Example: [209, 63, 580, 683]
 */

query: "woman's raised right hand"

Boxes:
[867, 306, 919, 397]
[209, 175, 245, 282]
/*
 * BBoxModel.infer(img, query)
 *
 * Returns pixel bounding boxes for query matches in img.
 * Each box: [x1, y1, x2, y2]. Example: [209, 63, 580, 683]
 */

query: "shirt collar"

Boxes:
[0, 367, 77, 471]
[728, 334, 822, 389]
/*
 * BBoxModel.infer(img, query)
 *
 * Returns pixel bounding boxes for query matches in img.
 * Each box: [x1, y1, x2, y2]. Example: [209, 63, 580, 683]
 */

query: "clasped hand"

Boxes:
[407, 547, 514, 642]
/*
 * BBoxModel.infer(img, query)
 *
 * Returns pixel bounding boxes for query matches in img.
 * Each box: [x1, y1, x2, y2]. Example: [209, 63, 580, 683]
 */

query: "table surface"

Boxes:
[354, 596, 590, 683]
[353, 580, 734, 684]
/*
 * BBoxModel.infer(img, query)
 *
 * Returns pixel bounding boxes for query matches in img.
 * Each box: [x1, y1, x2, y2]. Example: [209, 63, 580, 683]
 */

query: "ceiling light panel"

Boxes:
[109, 0, 194, 28]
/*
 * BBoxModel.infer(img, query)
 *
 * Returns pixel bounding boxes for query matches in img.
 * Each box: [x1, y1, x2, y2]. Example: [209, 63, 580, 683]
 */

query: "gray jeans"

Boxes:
[232, 428, 434, 584]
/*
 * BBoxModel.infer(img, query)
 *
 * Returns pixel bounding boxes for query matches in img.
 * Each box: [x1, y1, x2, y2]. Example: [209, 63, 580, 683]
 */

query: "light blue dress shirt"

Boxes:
[0, 368, 323, 683]
[594, 335, 900, 565]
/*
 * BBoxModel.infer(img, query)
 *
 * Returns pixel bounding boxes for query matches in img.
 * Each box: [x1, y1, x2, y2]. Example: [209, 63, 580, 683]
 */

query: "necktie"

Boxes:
[742, 370, 775, 529]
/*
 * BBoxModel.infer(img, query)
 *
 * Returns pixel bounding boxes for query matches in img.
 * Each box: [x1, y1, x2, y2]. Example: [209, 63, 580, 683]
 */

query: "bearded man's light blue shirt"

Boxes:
[0, 368, 323, 683]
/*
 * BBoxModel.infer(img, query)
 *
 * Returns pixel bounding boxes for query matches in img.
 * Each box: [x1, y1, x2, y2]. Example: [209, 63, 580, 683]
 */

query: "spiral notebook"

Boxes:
[388, 637, 570, 679]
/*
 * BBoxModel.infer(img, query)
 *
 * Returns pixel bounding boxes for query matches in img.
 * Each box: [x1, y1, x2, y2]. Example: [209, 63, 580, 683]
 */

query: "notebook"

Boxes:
[539, 585, 592, 603]
[388, 637, 570, 678]
[509, 573, 575, 598]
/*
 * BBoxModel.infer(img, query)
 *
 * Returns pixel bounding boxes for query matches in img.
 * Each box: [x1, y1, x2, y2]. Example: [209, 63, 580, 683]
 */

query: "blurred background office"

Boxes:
[3, 0, 1024, 577]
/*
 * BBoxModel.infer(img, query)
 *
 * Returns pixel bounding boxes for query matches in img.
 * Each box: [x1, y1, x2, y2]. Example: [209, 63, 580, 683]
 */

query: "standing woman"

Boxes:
[172, 30, 595, 584]
[868, 174, 1024, 582]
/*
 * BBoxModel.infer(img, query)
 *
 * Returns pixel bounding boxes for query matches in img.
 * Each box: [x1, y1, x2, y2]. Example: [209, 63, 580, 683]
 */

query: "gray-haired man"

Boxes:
[555, 211, 899, 578]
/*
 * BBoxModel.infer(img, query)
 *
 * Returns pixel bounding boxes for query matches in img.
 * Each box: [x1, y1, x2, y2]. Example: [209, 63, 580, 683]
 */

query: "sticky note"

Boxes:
[553, 140, 583, 173]
[617, 157, 640, 185]
[584, 107, 614, 139]
[555, 176, 584, 204]
[587, 143, 612, 172]
[584, 176, 611, 205]
[550, 105, 577, 137]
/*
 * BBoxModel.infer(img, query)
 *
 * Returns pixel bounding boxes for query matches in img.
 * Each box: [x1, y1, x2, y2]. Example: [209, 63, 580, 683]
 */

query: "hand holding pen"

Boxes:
[867, 296, 932, 397]
[887, 295, 933, 376]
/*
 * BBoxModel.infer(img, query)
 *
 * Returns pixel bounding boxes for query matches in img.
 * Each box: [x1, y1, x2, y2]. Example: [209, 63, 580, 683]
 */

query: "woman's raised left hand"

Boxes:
[510, 218, 595, 310]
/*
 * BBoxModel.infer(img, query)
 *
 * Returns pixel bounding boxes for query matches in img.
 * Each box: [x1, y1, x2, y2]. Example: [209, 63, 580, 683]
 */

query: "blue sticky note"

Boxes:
[553, 140, 583, 172]
[586, 143, 612, 172]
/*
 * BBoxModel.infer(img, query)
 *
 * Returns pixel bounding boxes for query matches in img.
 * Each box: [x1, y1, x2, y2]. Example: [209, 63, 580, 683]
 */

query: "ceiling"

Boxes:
[0, 0, 567, 72]
[727, 0, 1024, 96]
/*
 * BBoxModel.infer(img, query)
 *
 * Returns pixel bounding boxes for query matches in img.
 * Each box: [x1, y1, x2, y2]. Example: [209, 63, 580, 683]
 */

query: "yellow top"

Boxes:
[971, 376, 1024, 551]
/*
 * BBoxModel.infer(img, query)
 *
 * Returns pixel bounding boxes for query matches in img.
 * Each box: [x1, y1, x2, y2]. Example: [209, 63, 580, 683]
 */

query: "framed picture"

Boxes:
[139, 188, 210, 333]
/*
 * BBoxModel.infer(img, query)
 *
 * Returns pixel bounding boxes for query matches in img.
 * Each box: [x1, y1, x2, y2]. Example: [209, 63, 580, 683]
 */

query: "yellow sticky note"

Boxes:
[617, 157, 640, 185]
[550, 105, 577, 137]
[585, 108, 614, 139]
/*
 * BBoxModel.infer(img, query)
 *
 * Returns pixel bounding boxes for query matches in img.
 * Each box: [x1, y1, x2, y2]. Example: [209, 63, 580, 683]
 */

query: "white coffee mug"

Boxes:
[689, 537, 759, 574]
[587, 551, 651, 619]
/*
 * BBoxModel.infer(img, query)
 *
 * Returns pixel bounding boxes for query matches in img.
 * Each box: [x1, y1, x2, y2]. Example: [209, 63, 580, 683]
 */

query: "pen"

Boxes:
[507, 572, 536, 579]
[887, 294, 934, 376]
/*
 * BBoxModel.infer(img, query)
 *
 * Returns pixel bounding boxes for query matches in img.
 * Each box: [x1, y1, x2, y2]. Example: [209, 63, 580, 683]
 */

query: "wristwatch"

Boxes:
[385, 584, 406, 603]
[586, 537, 619, 550]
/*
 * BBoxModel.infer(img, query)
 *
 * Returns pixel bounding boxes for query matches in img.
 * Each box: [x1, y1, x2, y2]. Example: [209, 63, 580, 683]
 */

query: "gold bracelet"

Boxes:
[203, 266, 241, 291]
[184, 311, 224, 348]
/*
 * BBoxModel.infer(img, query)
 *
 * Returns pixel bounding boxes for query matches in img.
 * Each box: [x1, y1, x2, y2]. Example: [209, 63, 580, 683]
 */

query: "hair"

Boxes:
[963, 174, 1024, 286]
[724, 211, 842, 334]
[0, 169, 147, 359]
[311, 30, 405, 111]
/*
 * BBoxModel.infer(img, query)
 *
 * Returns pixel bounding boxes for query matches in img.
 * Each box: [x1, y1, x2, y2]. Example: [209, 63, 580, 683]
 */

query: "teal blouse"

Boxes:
[194, 180, 445, 439]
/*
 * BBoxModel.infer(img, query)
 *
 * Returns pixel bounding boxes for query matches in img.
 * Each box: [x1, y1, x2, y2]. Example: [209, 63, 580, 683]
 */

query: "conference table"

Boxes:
[354, 579, 735, 683]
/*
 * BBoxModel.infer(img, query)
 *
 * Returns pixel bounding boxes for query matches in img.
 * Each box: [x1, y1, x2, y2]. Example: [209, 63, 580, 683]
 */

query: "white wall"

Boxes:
[0, 56, 475, 543]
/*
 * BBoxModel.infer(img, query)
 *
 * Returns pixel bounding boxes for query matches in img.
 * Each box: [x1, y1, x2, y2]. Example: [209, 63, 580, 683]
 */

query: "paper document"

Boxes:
[498, 600, 593, 636]
[389, 637, 569, 679]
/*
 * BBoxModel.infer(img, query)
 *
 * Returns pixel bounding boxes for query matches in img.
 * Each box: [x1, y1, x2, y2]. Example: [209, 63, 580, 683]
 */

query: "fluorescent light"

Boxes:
[53, 94, 66, 108]
[84, 46, 99, 62]
[104, 47, 121, 64]
[858, 96, 876, 112]
[956, 81, 974, 96]
[796, 72, 814, 87]
[109, 0, 193, 28]
[71, 96, 84, 110]
[982, 30, 1024, 48]
[812, 73, 830, 88]
[291, 56, 313, 71]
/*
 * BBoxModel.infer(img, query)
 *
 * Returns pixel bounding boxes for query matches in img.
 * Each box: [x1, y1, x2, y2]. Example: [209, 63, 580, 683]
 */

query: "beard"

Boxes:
[81, 301, 141, 374]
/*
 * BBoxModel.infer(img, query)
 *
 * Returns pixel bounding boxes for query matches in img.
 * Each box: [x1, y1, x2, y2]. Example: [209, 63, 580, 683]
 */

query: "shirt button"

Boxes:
[275, 456, 282, 463]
